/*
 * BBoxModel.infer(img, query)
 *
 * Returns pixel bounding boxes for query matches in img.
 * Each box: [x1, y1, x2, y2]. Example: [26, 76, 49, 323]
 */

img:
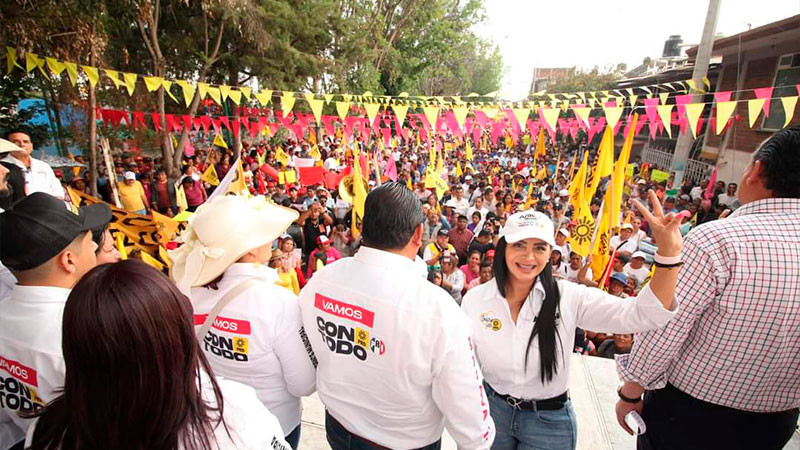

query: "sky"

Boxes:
[476, 0, 800, 100]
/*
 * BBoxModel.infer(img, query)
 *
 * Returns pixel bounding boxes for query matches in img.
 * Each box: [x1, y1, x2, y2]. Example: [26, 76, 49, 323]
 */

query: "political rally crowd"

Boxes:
[0, 123, 799, 450]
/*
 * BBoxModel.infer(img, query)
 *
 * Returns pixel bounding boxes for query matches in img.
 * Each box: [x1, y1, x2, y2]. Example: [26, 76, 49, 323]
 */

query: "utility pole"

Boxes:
[671, 0, 721, 188]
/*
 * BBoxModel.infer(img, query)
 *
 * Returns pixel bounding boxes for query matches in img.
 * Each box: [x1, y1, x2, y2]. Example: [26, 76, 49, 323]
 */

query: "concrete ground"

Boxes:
[298, 354, 800, 450]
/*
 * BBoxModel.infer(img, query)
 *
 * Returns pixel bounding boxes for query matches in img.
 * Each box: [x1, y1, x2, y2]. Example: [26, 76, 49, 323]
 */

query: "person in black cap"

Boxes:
[0, 192, 111, 449]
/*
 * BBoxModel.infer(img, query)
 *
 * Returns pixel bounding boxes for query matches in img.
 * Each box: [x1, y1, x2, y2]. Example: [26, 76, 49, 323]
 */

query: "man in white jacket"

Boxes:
[299, 182, 495, 450]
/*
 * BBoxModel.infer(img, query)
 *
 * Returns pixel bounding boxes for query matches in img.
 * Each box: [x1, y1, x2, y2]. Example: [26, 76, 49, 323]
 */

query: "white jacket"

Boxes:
[0, 286, 69, 449]
[190, 263, 317, 434]
[299, 246, 495, 450]
[25, 374, 291, 450]
[461, 279, 677, 400]
[1, 155, 64, 199]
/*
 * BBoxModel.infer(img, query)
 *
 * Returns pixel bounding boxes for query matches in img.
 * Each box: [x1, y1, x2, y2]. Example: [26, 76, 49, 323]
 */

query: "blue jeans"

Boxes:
[285, 424, 301, 449]
[488, 390, 577, 450]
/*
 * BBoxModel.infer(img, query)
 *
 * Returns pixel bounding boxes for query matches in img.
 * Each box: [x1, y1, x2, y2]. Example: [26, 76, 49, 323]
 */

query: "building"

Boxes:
[530, 67, 575, 93]
[689, 14, 800, 183]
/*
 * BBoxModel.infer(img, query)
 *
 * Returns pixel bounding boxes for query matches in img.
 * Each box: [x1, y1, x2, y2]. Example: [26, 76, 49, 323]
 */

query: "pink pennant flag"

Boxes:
[644, 98, 660, 127]
[714, 91, 733, 103]
[675, 94, 692, 118]
[704, 166, 717, 200]
[230, 119, 241, 138]
[754, 87, 774, 117]
[183, 139, 195, 157]
[383, 156, 398, 181]
[635, 115, 648, 136]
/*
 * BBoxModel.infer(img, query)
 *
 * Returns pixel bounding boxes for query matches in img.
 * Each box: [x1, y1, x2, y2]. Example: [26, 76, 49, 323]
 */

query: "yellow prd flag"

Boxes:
[275, 146, 290, 166]
[568, 200, 594, 258]
[523, 181, 537, 210]
[436, 149, 444, 175]
[429, 145, 436, 168]
[175, 184, 188, 211]
[351, 144, 368, 239]
[568, 151, 589, 213]
[535, 126, 546, 158]
[567, 153, 577, 181]
[456, 161, 463, 177]
[227, 160, 248, 196]
[584, 125, 614, 205]
[553, 153, 561, 182]
[310, 144, 322, 161]
[116, 232, 128, 260]
[610, 114, 638, 229]
[150, 210, 180, 245]
[212, 133, 228, 149]
[200, 164, 220, 186]
[465, 138, 474, 161]
[590, 198, 612, 283]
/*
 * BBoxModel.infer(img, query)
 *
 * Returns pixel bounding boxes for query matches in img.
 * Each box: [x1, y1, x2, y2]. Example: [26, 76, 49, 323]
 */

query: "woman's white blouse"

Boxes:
[461, 279, 677, 399]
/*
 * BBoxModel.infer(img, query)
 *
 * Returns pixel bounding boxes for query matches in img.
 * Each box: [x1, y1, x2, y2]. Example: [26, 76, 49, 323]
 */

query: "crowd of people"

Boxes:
[0, 122, 798, 450]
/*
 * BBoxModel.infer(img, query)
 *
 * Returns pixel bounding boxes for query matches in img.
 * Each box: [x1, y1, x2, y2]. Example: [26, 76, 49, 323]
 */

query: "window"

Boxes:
[762, 53, 800, 130]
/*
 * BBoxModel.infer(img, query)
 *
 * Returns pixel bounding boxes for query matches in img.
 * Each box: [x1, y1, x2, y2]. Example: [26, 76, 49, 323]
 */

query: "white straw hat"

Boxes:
[499, 211, 555, 247]
[170, 195, 298, 294]
[0, 139, 24, 154]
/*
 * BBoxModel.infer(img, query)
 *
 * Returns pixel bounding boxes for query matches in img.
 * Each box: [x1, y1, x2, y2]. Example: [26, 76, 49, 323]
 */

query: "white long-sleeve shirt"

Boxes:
[25, 374, 291, 450]
[190, 263, 317, 434]
[1, 155, 64, 199]
[0, 286, 69, 449]
[298, 246, 495, 449]
[461, 279, 677, 400]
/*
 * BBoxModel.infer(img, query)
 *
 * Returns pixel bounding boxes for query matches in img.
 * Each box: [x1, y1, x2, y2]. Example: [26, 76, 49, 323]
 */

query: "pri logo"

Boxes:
[314, 294, 375, 327]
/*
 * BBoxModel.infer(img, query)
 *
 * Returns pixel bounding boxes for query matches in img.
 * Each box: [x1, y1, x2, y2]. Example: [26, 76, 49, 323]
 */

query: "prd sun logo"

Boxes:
[573, 216, 594, 245]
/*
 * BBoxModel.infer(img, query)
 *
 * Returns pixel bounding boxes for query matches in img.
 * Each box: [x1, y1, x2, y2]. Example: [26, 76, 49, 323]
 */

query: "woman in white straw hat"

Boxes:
[461, 191, 683, 450]
[170, 195, 317, 449]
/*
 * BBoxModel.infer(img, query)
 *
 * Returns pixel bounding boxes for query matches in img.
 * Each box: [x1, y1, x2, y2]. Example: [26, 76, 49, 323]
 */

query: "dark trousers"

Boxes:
[285, 424, 301, 449]
[638, 384, 799, 450]
[325, 411, 441, 450]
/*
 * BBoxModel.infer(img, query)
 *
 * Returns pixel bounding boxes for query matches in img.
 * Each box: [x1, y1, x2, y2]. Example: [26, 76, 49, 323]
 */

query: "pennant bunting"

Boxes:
[715, 101, 737, 135]
[336, 101, 351, 120]
[684, 103, 705, 138]
[748, 98, 766, 127]
[393, 104, 409, 126]
[280, 93, 296, 116]
[82, 65, 100, 88]
[177, 80, 196, 107]
[122, 72, 138, 96]
[780, 96, 798, 128]
[657, 104, 674, 138]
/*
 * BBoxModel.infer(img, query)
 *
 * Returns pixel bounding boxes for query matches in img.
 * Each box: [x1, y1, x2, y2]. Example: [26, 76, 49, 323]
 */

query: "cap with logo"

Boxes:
[499, 211, 555, 247]
[316, 235, 330, 245]
[0, 192, 112, 271]
[123, 171, 136, 181]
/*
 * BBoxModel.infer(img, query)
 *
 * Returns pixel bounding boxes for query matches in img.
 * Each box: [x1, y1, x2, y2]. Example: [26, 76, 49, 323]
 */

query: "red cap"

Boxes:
[486, 249, 496, 259]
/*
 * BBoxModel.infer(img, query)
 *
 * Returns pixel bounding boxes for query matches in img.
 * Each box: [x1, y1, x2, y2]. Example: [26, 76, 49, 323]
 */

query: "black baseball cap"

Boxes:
[0, 193, 112, 271]
[437, 229, 449, 237]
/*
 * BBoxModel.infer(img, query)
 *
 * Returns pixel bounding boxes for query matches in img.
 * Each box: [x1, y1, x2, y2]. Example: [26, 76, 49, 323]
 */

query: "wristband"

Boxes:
[617, 387, 642, 404]
[654, 253, 681, 265]
[654, 261, 684, 269]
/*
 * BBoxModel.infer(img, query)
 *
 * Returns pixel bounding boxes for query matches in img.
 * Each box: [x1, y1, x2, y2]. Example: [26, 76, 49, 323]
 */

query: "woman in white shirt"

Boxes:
[171, 195, 317, 449]
[461, 191, 683, 450]
[25, 260, 289, 450]
[441, 253, 465, 304]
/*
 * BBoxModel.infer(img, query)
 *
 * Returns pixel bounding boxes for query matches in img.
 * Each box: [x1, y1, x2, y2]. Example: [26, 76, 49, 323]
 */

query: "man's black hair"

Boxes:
[361, 182, 424, 251]
[752, 126, 800, 198]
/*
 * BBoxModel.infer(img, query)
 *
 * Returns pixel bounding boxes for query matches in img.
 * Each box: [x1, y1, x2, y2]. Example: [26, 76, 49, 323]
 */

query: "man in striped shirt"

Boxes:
[615, 126, 800, 450]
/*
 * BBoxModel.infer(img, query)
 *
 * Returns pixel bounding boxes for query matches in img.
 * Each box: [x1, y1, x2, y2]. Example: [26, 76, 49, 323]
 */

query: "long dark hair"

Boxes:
[27, 260, 228, 450]
[493, 238, 562, 383]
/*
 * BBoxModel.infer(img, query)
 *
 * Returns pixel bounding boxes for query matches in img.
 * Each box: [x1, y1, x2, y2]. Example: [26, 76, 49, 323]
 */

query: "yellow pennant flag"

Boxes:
[336, 101, 351, 120]
[310, 144, 322, 161]
[63, 62, 78, 86]
[684, 103, 705, 138]
[657, 104, 674, 138]
[422, 106, 440, 131]
[228, 89, 242, 105]
[585, 126, 614, 204]
[364, 103, 381, 125]
[212, 133, 228, 150]
[45, 57, 65, 76]
[161, 80, 179, 103]
[177, 80, 196, 107]
[144, 76, 164, 92]
[82, 66, 100, 88]
[275, 146, 290, 166]
[122, 72, 138, 96]
[207, 86, 222, 105]
[104, 69, 125, 89]
[254, 89, 272, 106]
[281, 92, 296, 116]
[308, 98, 325, 124]
[219, 85, 232, 101]
[393, 104, 409, 126]
[748, 98, 766, 128]
[201, 164, 220, 186]
[715, 101, 737, 135]
[780, 96, 798, 128]
[590, 198, 612, 283]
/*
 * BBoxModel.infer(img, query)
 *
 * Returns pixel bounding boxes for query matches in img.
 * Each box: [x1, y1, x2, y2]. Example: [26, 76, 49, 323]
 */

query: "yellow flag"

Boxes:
[610, 115, 638, 229]
[150, 210, 180, 245]
[351, 145, 368, 238]
[201, 164, 220, 186]
[465, 139, 474, 161]
[590, 198, 612, 282]
[227, 160, 249, 196]
[116, 232, 128, 260]
[310, 144, 322, 161]
[175, 184, 188, 211]
[212, 133, 228, 149]
[568, 151, 589, 213]
[523, 181, 537, 210]
[568, 199, 594, 258]
[456, 161, 463, 177]
[535, 126, 546, 158]
[585, 125, 614, 204]
[275, 146, 290, 166]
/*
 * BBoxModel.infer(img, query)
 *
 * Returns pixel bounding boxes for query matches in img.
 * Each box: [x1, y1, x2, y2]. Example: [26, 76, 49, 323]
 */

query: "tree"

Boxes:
[545, 68, 621, 93]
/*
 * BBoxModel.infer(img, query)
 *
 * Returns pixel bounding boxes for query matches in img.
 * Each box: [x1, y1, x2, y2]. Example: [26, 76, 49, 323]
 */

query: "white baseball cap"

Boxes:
[557, 228, 569, 237]
[499, 211, 555, 246]
[621, 223, 634, 230]
[632, 251, 647, 260]
[123, 171, 136, 181]
[444, 199, 457, 208]
[559, 189, 569, 197]
[465, 175, 473, 180]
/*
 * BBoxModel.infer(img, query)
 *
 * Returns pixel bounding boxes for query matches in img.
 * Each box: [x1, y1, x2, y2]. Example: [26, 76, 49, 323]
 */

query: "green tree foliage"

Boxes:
[546, 68, 622, 93]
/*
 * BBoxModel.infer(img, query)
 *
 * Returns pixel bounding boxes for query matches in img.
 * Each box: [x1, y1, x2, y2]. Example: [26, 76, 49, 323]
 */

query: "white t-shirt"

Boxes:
[190, 263, 317, 434]
[565, 265, 592, 284]
[717, 193, 736, 208]
[1, 155, 64, 198]
[610, 235, 639, 254]
[624, 263, 651, 286]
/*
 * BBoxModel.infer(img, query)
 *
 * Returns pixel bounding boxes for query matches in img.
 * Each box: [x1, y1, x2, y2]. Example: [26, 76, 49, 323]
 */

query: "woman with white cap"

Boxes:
[170, 195, 317, 449]
[461, 191, 683, 450]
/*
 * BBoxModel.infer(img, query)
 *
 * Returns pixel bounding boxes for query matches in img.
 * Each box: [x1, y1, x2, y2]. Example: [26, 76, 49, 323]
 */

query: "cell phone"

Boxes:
[625, 411, 646, 436]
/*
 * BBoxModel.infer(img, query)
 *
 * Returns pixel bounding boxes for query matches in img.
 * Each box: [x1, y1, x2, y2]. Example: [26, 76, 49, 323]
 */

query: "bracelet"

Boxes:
[655, 261, 684, 269]
[654, 253, 681, 265]
[617, 387, 642, 404]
